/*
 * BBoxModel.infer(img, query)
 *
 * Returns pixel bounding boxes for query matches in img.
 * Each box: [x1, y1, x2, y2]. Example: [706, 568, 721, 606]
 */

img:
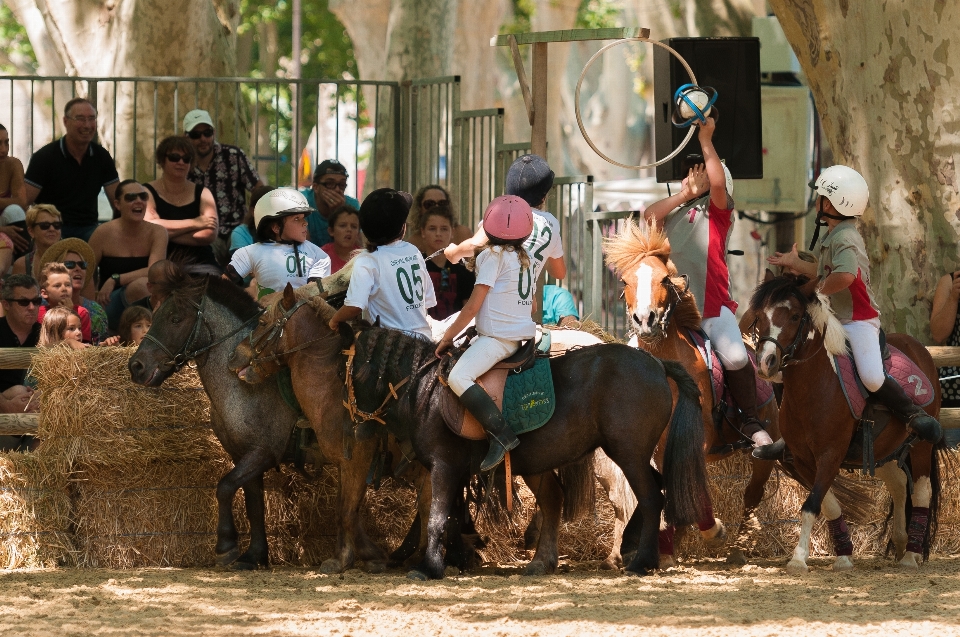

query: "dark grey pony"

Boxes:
[127, 273, 387, 569]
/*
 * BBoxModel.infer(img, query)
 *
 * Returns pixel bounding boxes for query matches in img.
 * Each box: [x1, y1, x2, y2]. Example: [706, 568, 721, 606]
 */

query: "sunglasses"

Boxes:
[63, 260, 88, 270]
[166, 153, 190, 164]
[421, 199, 449, 211]
[187, 128, 215, 140]
[318, 181, 347, 191]
[7, 297, 41, 307]
[123, 192, 149, 202]
[32, 221, 63, 230]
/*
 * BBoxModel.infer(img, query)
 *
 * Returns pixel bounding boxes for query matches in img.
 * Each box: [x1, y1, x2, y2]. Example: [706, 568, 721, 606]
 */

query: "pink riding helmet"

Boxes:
[482, 195, 534, 241]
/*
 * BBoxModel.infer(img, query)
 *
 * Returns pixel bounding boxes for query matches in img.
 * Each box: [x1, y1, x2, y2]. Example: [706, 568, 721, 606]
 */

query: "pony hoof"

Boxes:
[899, 552, 921, 570]
[726, 549, 747, 566]
[363, 561, 387, 574]
[600, 556, 622, 571]
[230, 559, 261, 571]
[785, 559, 809, 575]
[625, 566, 654, 577]
[320, 558, 343, 574]
[702, 520, 727, 551]
[522, 561, 550, 576]
[443, 566, 460, 578]
[833, 556, 854, 571]
[406, 569, 429, 581]
[215, 547, 240, 567]
[658, 554, 676, 570]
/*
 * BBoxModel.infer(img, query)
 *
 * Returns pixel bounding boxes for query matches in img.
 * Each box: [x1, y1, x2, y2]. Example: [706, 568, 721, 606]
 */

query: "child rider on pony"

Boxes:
[758, 165, 942, 458]
[644, 116, 774, 450]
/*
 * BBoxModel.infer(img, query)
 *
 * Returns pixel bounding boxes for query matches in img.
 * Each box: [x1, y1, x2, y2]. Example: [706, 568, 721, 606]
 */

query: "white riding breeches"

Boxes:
[843, 318, 884, 392]
[701, 306, 750, 371]
[447, 335, 520, 396]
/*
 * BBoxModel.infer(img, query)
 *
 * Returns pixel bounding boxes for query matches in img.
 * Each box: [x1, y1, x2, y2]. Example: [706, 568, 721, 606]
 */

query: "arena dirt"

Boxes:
[1, 556, 960, 636]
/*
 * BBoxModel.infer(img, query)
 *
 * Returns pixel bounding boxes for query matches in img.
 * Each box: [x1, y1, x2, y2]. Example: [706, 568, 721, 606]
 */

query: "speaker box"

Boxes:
[654, 37, 762, 182]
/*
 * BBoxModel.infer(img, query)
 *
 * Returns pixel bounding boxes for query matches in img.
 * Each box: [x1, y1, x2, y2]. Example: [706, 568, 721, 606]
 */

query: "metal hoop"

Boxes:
[574, 38, 699, 171]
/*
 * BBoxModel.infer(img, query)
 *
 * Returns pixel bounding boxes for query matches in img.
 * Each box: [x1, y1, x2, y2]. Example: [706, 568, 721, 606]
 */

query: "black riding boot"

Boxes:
[871, 375, 943, 444]
[460, 384, 519, 471]
[724, 364, 774, 447]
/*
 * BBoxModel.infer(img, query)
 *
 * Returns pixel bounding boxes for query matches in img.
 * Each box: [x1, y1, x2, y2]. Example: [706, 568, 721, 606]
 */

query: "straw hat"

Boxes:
[39, 238, 97, 275]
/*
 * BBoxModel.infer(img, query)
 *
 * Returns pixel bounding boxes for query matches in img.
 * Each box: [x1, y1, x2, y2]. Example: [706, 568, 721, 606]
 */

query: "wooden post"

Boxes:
[531, 42, 549, 159]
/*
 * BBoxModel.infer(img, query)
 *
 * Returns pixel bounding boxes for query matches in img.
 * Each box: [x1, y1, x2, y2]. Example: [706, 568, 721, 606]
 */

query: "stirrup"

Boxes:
[906, 412, 943, 445]
[752, 438, 786, 461]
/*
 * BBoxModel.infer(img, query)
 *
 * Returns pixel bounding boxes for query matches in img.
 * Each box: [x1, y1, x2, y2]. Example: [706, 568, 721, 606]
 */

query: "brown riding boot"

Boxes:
[724, 365, 773, 447]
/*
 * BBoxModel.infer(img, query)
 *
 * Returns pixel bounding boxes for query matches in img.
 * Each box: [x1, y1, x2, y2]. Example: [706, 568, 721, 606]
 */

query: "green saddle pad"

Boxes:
[502, 354, 555, 435]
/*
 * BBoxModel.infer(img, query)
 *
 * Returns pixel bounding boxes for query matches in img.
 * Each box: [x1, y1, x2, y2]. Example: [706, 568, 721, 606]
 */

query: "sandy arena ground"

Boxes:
[2, 556, 960, 636]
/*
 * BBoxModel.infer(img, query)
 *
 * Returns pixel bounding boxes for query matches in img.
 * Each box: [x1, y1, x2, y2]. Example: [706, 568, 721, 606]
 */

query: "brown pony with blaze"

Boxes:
[604, 217, 780, 567]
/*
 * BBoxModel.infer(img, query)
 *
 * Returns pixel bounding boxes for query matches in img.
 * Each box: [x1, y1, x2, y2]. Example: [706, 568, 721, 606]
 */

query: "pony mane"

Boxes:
[749, 275, 846, 357]
[603, 218, 701, 330]
[603, 217, 673, 276]
[260, 283, 337, 326]
[162, 272, 261, 321]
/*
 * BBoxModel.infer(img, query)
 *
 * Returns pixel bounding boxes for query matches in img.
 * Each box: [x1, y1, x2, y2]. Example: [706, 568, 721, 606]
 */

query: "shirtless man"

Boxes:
[0, 124, 29, 253]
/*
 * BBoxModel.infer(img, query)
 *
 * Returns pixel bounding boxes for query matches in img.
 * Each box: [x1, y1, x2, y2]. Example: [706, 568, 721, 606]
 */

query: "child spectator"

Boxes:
[328, 188, 436, 339]
[118, 305, 152, 346]
[418, 201, 474, 320]
[225, 188, 330, 300]
[39, 305, 86, 348]
[320, 205, 361, 274]
[37, 262, 91, 342]
[436, 196, 535, 471]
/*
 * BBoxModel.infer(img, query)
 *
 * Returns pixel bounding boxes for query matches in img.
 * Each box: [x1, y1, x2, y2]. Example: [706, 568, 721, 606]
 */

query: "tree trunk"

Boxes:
[770, 0, 958, 338]
[6, 0, 241, 182]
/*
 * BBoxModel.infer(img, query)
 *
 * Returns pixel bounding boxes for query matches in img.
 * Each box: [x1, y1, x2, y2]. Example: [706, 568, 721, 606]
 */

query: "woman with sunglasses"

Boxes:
[144, 136, 220, 276]
[406, 185, 473, 254]
[89, 179, 168, 330]
[11, 204, 62, 279]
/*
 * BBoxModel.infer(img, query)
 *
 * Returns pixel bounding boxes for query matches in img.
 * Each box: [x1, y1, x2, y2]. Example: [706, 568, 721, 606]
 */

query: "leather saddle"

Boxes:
[440, 338, 540, 441]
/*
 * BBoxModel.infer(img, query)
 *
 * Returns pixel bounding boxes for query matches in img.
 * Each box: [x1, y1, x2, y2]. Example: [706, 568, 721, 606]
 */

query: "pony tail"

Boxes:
[365, 242, 378, 253]
[516, 244, 531, 272]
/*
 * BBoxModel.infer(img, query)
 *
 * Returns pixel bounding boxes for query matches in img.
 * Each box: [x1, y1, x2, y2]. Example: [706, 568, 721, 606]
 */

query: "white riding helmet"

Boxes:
[253, 187, 314, 232]
[813, 165, 869, 217]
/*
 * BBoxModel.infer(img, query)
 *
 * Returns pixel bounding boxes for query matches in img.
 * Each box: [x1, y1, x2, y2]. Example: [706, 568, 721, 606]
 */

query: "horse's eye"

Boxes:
[791, 314, 801, 322]
[171, 316, 182, 325]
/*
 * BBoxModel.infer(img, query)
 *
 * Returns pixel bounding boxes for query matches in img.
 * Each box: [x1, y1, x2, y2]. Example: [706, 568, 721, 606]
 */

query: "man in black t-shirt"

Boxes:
[0, 274, 41, 450]
[24, 98, 119, 243]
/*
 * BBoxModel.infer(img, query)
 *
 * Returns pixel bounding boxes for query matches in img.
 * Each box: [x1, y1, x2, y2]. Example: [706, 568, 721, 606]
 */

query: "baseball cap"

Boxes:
[505, 154, 554, 207]
[183, 109, 214, 133]
[313, 159, 349, 182]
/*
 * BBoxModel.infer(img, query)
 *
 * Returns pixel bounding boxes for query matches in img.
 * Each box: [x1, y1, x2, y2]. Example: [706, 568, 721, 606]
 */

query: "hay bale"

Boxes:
[0, 452, 74, 568]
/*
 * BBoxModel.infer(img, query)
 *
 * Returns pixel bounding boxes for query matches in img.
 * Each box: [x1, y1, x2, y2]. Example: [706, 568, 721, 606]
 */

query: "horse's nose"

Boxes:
[128, 358, 144, 380]
[762, 353, 777, 372]
[646, 311, 656, 328]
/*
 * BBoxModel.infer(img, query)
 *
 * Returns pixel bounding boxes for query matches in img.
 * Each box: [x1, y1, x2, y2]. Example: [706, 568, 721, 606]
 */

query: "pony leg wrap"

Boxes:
[827, 516, 853, 557]
[658, 526, 675, 556]
[697, 501, 716, 532]
[907, 506, 929, 555]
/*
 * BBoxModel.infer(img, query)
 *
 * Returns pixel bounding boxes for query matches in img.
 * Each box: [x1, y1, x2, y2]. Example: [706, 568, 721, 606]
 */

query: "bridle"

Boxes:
[750, 290, 815, 368]
[141, 292, 263, 373]
[658, 273, 689, 333]
[244, 297, 324, 368]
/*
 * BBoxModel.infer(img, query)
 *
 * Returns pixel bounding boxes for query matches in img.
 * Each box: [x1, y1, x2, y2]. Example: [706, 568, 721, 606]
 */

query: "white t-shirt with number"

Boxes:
[344, 241, 437, 339]
[229, 241, 331, 299]
[527, 208, 563, 280]
[474, 246, 537, 341]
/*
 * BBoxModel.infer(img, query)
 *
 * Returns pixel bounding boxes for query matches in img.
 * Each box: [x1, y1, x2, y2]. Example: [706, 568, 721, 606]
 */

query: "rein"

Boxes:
[142, 293, 263, 373]
[245, 298, 328, 367]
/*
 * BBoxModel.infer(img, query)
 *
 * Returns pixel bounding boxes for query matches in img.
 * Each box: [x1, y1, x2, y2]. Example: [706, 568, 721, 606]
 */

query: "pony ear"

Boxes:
[282, 283, 296, 310]
[800, 277, 820, 300]
[337, 321, 355, 345]
[763, 268, 776, 282]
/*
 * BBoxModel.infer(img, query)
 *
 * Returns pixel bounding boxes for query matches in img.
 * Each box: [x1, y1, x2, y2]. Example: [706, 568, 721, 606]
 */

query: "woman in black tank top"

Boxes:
[143, 136, 220, 275]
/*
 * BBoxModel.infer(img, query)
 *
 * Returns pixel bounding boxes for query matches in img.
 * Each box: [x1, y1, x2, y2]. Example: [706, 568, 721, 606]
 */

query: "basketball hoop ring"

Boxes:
[575, 38, 700, 171]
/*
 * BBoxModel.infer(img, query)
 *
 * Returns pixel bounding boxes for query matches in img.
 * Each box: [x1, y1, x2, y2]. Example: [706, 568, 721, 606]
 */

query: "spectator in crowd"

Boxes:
[229, 184, 275, 258]
[39, 305, 85, 349]
[89, 179, 168, 330]
[0, 124, 29, 255]
[144, 136, 220, 276]
[418, 200, 474, 321]
[183, 109, 263, 266]
[0, 274, 41, 415]
[37, 262, 92, 342]
[24, 98, 119, 242]
[542, 285, 579, 326]
[38, 238, 106, 343]
[12, 204, 61, 280]
[117, 305, 152, 346]
[407, 184, 473, 253]
[225, 188, 330, 300]
[320, 205, 361, 274]
[132, 260, 181, 312]
[931, 269, 960, 446]
[300, 159, 359, 246]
